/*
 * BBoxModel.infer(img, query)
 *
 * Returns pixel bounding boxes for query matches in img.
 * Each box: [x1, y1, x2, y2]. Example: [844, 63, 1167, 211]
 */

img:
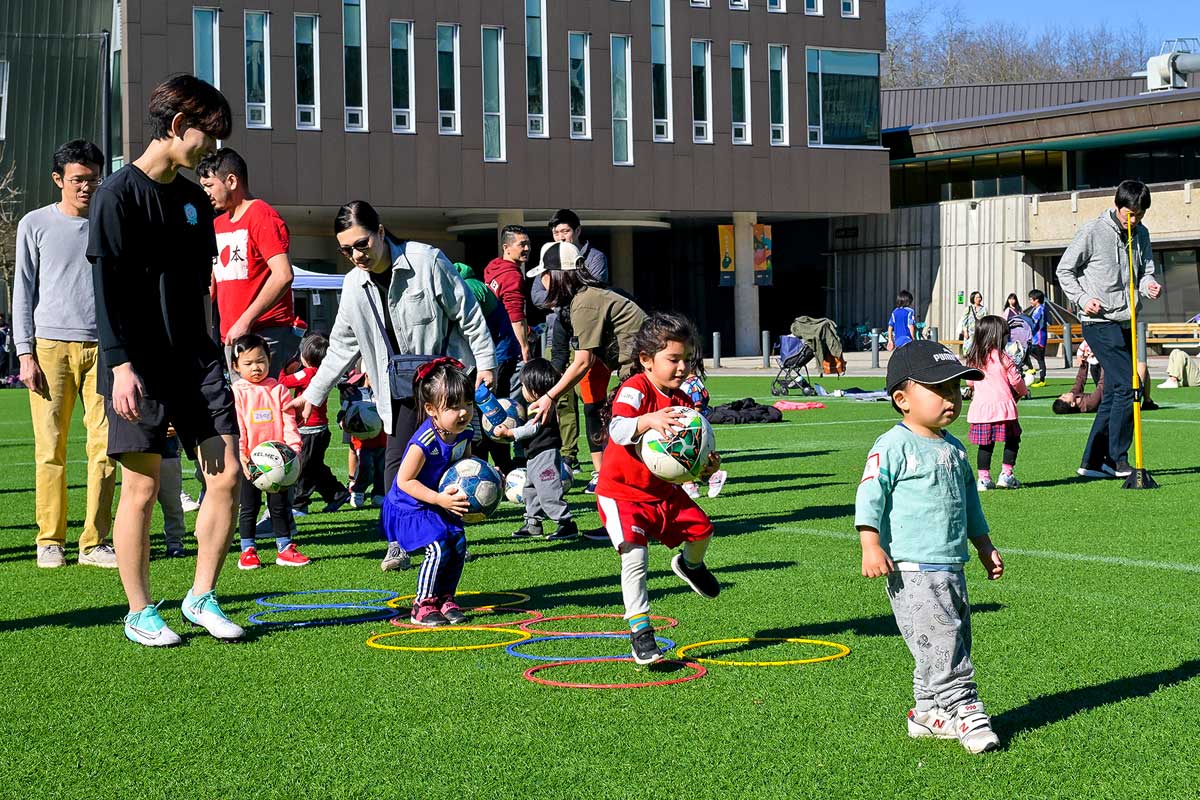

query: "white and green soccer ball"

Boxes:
[249, 441, 301, 493]
[638, 406, 716, 484]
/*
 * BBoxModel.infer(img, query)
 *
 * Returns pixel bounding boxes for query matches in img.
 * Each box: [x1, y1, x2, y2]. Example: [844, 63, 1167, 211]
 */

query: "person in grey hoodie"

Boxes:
[1055, 180, 1162, 479]
[13, 140, 117, 569]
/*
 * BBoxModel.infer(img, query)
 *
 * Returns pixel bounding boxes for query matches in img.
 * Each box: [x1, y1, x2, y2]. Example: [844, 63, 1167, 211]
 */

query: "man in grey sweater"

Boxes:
[1055, 180, 1162, 479]
[13, 140, 117, 568]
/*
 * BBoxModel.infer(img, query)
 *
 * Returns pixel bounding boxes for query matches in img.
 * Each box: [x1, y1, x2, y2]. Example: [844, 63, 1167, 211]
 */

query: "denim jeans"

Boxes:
[1080, 322, 1133, 467]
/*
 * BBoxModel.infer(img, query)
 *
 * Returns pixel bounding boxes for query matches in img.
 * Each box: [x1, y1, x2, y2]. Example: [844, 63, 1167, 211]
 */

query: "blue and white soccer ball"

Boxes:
[479, 398, 523, 441]
[439, 457, 503, 523]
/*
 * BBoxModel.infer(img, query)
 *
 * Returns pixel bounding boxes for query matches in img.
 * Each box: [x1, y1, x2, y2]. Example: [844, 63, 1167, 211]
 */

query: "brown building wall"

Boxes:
[120, 0, 888, 218]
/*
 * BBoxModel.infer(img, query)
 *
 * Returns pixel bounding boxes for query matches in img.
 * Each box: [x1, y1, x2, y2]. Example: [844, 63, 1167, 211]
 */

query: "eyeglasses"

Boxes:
[66, 177, 102, 188]
[338, 234, 374, 258]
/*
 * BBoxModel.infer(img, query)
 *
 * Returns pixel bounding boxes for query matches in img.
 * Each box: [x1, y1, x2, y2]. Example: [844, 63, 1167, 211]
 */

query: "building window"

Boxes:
[769, 44, 788, 145]
[390, 20, 414, 133]
[729, 0, 749, 9]
[806, 48, 881, 147]
[525, 0, 549, 136]
[611, 35, 632, 166]
[437, 23, 461, 134]
[805, 0, 822, 14]
[244, 11, 270, 128]
[841, 0, 858, 17]
[0, 62, 7, 141]
[730, 42, 750, 144]
[343, 0, 367, 131]
[650, 0, 672, 141]
[690, 1, 710, 7]
[769, 0, 787, 11]
[482, 26, 506, 161]
[193, 7, 220, 87]
[295, 15, 320, 130]
[568, 32, 591, 139]
[691, 40, 712, 143]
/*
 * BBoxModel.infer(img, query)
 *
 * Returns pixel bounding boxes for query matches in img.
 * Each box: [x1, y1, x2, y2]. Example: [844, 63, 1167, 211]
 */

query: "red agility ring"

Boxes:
[389, 609, 545, 629]
[518, 613, 679, 636]
[522, 657, 707, 689]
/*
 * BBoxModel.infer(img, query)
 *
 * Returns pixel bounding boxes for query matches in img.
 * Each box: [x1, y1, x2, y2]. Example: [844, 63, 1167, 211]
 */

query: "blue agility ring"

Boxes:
[255, 589, 400, 609]
[248, 605, 399, 628]
[505, 633, 676, 662]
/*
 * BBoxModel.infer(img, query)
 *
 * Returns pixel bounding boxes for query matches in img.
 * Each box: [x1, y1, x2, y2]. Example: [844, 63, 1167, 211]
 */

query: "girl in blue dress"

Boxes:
[381, 358, 475, 626]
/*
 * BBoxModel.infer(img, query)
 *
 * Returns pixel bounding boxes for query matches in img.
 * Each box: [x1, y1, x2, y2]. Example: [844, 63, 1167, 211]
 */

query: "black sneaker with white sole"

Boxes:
[630, 628, 664, 665]
[545, 520, 578, 540]
[671, 553, 720, 599]
[512, 524, 543, 538]
[1103, 461, 1133, 478]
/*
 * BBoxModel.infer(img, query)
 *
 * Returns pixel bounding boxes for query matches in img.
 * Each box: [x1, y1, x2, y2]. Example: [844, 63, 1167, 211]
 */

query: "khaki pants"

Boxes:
[29, 340, 116, 550]
[1167, 349, 1200, 386]
[557, 385, 580, 462]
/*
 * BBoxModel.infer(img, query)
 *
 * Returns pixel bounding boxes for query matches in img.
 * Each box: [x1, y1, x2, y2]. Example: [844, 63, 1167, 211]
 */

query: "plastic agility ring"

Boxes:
[506, 633, 676, 663]
[365, 626, 531, 652]
[519, 613, 678, 637]
[523, 657, 707, 689]
[388, 609, 545, 629]
[256, 589, 400, 609]
[249, 606, 399, 628]
[385, 591, 531, 611]
[674, 637, 851, 667]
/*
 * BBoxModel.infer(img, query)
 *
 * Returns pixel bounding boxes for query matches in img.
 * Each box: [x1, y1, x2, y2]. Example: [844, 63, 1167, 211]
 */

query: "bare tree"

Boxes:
[0, 158, 23, 313]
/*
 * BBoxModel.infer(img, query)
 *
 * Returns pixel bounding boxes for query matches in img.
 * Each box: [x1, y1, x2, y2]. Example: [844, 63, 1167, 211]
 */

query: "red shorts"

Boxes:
[578, 361, 612, 405]
[596, 489, 714, 549]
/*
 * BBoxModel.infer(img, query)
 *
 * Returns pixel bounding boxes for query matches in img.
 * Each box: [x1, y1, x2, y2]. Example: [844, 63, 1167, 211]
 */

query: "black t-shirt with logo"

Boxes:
[87, 164, 222, 395]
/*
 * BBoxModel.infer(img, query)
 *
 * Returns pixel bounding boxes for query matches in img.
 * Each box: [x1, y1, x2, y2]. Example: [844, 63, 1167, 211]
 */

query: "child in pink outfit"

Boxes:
[964, 316, 1028, 490]
[231, 334, 309, 569]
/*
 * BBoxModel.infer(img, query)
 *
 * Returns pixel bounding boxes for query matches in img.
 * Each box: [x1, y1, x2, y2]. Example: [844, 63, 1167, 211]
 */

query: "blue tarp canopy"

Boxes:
[292, 267, 344, 291]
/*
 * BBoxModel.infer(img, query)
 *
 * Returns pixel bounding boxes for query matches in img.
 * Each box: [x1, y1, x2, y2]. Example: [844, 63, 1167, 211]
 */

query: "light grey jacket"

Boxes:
[1055, 210, 1158, 324]
[303, 240, 496, 434]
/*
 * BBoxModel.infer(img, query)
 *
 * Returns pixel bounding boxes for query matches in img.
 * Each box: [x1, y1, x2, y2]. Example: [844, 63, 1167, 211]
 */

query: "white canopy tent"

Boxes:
[291, 266, 345, 291]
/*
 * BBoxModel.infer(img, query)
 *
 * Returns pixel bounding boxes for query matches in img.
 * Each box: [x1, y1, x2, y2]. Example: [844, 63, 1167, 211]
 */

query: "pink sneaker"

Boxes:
[410, 600, 449, 627]
[707, 470, 729, 498]
[440, 597, 467, 625]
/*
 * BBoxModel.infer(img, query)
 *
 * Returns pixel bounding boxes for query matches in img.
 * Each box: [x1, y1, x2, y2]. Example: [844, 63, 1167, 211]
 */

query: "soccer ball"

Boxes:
[479, 398, 523, 441]
[343, 400, 383, 440]
[248, 441, 300, 493]
[560, 460, 574, 492]
[638, 406, 716, 484]
[439, 457, 503, 523]
[504, 468, 527, 504]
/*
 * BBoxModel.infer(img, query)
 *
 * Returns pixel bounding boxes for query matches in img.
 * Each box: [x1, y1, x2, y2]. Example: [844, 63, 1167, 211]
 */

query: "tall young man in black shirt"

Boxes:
[88, 75, 244, 646]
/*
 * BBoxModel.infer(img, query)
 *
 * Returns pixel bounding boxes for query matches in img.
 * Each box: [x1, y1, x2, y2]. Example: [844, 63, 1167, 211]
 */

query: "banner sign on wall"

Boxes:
[718, 225, 735, 287]
[753, 224, 773, 287]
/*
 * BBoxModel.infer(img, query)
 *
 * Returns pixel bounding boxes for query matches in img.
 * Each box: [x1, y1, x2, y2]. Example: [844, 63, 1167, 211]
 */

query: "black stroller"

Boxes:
[770, 335, 816, 396]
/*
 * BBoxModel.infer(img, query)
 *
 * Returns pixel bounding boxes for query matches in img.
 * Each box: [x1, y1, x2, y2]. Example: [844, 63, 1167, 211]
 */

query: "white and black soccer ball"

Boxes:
[504, 467, 527, 505]
[343, 400, 383, 440]
[439, 457, 503, 523]
[249, 441, 301, 493]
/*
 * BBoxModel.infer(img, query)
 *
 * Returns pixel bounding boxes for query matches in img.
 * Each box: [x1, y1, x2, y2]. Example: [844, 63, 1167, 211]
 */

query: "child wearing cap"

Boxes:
[854, 340, 1005, 755]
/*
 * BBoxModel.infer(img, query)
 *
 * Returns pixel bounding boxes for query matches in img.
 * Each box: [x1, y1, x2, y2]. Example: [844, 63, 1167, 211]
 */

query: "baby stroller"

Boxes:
[770, 335, 817, 396]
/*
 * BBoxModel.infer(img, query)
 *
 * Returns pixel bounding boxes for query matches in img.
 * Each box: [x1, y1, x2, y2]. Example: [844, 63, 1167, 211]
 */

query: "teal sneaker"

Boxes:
[123, 602, 182, 647]
[182, 590, 244, 641]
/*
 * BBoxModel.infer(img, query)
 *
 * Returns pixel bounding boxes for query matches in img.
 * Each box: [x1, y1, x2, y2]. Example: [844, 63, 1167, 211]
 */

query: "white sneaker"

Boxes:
[123, 603, 182, 647]
[683, 482, 701, 499]
[707, 470, 729, 498]
[977, 478, 995, 492]
[907, 707, 956, 739]
[1158, 377, 1180, 389]
[954, 702, 1000, 754]
[349, 492, 367, 508]
[179, 492, 202, 512]
[181, 590, 244, 641]
[36, 544, 66, 569]
[996, 473, 1021, 489]
[78, 544, 119, 568]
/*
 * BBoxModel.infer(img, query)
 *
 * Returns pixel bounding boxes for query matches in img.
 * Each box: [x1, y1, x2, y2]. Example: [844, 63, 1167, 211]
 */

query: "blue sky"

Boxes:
[889, 0, 1200, 54]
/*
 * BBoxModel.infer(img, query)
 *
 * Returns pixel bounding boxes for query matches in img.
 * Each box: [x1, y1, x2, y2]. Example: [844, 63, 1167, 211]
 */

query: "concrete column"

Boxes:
[733, 211, 760, 356]
[496, 210, 525, 248]
[611, 226, 635, 292]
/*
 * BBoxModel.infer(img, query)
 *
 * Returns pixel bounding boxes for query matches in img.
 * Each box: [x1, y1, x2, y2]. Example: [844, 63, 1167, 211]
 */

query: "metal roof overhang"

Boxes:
[1014, 233, 1200, 254]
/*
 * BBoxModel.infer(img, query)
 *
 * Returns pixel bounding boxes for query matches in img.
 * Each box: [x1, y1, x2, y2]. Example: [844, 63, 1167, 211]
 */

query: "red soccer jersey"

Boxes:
[596, 372, 693, 503]
[279, 366, 328, 427]
[212, 199, 295, 339]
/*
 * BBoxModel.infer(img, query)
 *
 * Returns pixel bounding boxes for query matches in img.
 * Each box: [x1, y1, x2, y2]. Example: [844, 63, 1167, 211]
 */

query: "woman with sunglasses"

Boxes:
[287, 201, 494, 568]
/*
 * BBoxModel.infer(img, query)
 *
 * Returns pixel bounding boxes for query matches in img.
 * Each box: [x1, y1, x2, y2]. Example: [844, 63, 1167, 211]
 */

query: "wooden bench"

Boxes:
[1146, 322, 1200, 353]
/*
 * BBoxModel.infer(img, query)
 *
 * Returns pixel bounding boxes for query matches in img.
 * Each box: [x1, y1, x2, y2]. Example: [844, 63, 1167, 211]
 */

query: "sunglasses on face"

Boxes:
[338, 235, 374, 258]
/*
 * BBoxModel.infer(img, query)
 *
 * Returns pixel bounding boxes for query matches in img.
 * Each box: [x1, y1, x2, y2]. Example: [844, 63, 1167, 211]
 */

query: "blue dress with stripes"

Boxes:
[381, 418, 472, 552]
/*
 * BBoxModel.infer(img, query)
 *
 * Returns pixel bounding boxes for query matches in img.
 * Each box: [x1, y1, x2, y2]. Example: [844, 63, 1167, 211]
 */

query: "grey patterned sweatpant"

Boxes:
[886, 569, 980, 714]
[524, 448, 571, 527]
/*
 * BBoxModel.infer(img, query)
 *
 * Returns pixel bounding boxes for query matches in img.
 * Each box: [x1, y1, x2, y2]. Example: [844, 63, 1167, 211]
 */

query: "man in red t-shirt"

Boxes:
[484, 225, 532, 366]
[197, 148, 297, 376]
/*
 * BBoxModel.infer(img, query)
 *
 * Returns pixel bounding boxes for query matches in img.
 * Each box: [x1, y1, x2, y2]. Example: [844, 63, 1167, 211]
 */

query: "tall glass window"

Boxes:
[769, 44, 789, 145]
[691, 40, 712, 144]
[525, 0, 548, 136]
[730, 42, 750, 144]
[806, 48, 881, 147]
[390, 21, 414, 132]
[650, 0, 671, 141]
[193, 8, 220, 87]
[0, 62, 8, 142]
[568, 32, 591, 139]
[245, 12, 270, 128]
[295, 14, 320, 129]
[343, 0, 367, 131]
[437, 24, 461, 134]
[611, 35, 632, 165]
[482, 26, 506, 161]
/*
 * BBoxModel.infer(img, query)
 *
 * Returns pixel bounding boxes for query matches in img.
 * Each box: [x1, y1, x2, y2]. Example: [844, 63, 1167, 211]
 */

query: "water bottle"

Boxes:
[474, 383, 508, 428]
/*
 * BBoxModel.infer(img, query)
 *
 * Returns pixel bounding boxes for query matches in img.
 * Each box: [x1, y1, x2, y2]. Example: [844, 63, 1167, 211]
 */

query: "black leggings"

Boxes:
[977, 442, 1020, 471]
[383, 399, 419, 496]
[239, 474, 293, 539]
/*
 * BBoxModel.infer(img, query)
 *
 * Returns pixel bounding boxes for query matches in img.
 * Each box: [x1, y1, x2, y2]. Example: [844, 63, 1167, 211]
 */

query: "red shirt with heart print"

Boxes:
[212, 199, 294, 339]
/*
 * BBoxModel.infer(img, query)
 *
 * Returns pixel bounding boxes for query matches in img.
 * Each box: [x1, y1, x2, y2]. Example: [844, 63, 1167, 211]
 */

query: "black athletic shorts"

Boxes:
[105, 359, 238, 459]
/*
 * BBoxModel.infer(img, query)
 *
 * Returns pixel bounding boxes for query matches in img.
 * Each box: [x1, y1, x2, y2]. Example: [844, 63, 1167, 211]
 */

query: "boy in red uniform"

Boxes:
[595, 313, 721, 665]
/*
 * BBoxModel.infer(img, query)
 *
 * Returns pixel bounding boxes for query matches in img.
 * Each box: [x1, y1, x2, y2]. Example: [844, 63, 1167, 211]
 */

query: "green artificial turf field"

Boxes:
[1, 377, 1199, 799]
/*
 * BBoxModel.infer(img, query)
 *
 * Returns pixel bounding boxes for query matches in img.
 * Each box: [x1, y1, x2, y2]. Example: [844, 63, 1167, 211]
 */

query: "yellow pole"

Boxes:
[1126, 214, 1145, 471]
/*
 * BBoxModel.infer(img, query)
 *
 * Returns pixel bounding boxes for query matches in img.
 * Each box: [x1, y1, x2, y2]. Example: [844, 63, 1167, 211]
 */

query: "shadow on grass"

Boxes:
[744, 603, 1005, 645]
[993, 659, 1200, 742]
[718, 449, 833, 466]
[725, 480, 844, 498]
[714, 505, 856, 535]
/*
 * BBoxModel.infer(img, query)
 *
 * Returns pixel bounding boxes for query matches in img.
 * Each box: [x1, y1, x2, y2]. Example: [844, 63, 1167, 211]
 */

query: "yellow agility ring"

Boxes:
[365, 626, 531, 653]
[385, 590, 531, 611]
[674, 637, 850, 667]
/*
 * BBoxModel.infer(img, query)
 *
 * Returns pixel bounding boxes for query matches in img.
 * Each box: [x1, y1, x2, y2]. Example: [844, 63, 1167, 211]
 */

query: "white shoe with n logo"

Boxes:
[907, 707, 955, 739]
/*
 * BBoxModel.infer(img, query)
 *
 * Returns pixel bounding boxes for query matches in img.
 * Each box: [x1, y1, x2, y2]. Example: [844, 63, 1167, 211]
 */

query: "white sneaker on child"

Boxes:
[179, 492, 201, 513]
[707, 470, 729, 498]
[683, 482, 701, 499]
[954, 702, 1000, 754]
[1158, 377, 1179, 389]
[977, 478, 995, 492]
[996, 473, 1021, 489]
[907, 707, 956, 739]
[349, 492, 367, 508]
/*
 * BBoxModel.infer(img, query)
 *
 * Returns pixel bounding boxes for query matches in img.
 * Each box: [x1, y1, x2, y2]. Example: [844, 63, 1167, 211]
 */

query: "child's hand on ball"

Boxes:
[698, 451, 721, 481]
[492, 425, 514, 440]
[642, 407, 686, 438]
[240, 455, 253, 481]
[437, 484, 470, 517]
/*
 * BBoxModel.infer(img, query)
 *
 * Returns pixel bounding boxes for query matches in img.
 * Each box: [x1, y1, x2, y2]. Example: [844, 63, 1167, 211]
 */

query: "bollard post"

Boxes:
[712, 332, 722, 369]
[871, 328, 880, 369]
[928, 326, 939, 343]
[1063, 323, 1074, 368]
[1136, 320, 1148, 363]
[761, 330, 771, 369]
